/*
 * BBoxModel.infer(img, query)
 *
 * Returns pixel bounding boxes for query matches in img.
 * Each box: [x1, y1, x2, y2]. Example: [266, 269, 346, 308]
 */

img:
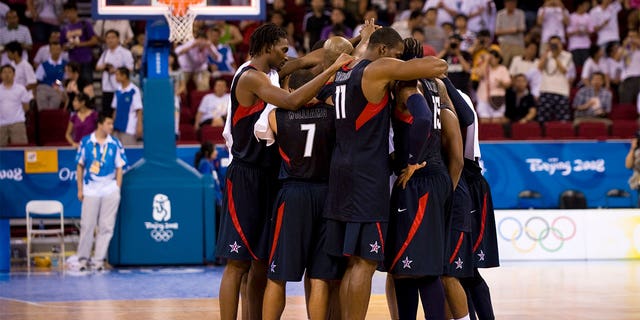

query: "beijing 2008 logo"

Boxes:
[144, 194, 180, 242]
[498, 216, 576, 253]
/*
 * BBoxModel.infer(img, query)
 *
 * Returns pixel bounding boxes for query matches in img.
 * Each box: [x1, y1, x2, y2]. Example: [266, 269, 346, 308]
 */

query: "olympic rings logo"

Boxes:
[150, 229, 174, 242]
[498, 216, 577, 253]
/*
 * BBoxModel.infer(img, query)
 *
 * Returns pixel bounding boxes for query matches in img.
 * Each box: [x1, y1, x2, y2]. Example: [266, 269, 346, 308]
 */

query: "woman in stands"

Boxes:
[63, 61, 94, 113]
[65, 92, 98, 148]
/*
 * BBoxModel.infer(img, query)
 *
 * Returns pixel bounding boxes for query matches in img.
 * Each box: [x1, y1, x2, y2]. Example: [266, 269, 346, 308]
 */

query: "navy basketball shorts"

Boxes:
[324, 219, 387, 262]
[464, 167, 500, 269]
[444, 177, 474, 278]
[216, 161, 272, 261]
[385, 172, 452, 277]
[267, 181, 345, 282]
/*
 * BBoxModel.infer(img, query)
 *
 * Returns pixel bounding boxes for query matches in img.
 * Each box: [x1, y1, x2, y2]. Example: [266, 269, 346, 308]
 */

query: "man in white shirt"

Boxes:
[537, 36, 575, 122]
[0, 10, 32, 65]
[111, 67, 143, 145]
[32, 31, 69, 67]
[195, 78, 230, 130]
[96, 29, 134, 115]
[0, 64, 31, 146]
[537, 0, 569, 48]
[5, 41, 36, 90]
[590, 0, 623, 48]
[34, 41, 66, 110]
[175, 32, 221, 91]
[494, 0, 525, 67]
[93, 20, 134, 46]
[422, 0, 461, 28]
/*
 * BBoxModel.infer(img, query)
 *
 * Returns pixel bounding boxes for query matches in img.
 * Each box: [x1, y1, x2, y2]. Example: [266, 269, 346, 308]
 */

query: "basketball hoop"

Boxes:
[157, 0, 201, 44]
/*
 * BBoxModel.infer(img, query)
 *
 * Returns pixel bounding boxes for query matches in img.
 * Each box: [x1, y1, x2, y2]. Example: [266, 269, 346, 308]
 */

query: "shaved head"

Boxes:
[323, 36, 353, 66]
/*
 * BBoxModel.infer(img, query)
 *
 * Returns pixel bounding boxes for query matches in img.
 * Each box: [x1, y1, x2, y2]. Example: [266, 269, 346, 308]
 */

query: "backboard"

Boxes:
[93, 0, 266, 20]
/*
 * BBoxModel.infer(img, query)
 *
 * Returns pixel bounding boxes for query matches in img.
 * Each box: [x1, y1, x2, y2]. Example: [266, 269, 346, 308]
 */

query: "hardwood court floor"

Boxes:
[1, 260, 640, 319]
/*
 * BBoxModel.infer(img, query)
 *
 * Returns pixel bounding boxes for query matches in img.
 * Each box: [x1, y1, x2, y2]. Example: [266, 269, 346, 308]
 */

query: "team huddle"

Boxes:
[216, 21, 499, 320]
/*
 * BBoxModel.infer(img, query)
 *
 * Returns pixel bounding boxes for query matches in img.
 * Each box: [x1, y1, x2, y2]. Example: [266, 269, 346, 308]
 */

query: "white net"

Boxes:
[163, 8, 197, 44]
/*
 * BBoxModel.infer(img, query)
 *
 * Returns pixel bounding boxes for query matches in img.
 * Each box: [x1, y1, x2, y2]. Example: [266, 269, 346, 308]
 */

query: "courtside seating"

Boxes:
[610, 120, 638, 139]
[200, 126, 225, 144]
[478, 123, 504, 141]
[544, 121, 576, 139]
[38, 109, 70, 146]
[510, 122, 543, 140]
[576, 121, 609, 140]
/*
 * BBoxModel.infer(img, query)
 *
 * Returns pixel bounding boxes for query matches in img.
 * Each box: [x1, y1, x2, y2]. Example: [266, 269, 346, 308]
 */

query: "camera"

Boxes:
[450, 42, 458, 50]
[550, 43, 559, 51]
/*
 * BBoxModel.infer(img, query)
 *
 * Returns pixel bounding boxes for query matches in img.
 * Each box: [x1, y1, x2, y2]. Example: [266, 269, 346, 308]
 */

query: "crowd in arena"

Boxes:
[0, 0, 639, 146]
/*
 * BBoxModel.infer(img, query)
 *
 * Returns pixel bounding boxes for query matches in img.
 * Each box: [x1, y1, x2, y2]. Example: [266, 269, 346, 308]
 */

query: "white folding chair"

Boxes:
[26, 200, 65, 272]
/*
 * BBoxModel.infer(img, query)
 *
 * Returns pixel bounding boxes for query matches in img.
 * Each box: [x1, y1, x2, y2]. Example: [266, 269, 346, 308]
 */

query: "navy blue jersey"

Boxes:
[275, 103, 336, 181]
[391, 79, 447, 176]
[229, 65, 273, 167]
[324, 60, 392, 222]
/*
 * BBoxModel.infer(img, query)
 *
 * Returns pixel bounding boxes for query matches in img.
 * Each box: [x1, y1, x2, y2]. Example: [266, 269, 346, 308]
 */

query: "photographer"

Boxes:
[537, 36, 574, 123]
[95, 29, 133, 116]
[625, 132, 640, 207]
[438, 33, 473, 95]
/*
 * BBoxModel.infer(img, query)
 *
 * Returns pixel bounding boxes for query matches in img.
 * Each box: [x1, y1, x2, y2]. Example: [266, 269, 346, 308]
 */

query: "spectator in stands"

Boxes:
[303, 0, 331, 52]
[625, 131, 640, 206]
[441, 21, 455, 38]
[331, 0, 358, 29]
[509, 41, 539, 76]
[210, 20, 243, 52]
[470, 29, 500, 89]
[461, 0, 490, 34]
[394, 0, 424, 23]
[567, 0, 593, 67]
[25, 0, 65, 45]
[437, 33, 473, 95]
[537, 36, 575, 122]
[411, 28, 437, 57]
[581, 45, 610, 87]
[390, 10, 423, 39]
[320, 8, 353, 40]
[0, 64, 31, 146]
[112, 67, 142, 145]
[353, 6, 379, 37]
[93, 20, 134, 47]
[423, 0, 459, 28]
[176, 31, 221, 91]
[65, 92, 97, 148]
[34, 40, 65, 110]
[474, 49, 512, 123]
[605, 42, 623, 89]
[454, 14, 475, 52]
[5, 41, 36, 90]
[572, 71, 613, 126]
[590, 0, 624, 49]
[195, 78, 229, 130]
[60, 2, 99, 83]
[63, 61, 94, 112]
[495, 0, 526, 67]
[269, 10, 299, 58]
[0, 3, 9, 28]
[423, 7, 446, 53]
[537, 0, 569, 50]
[75, 113, 126, 273]
[95, 29, 134, 116]
[619, 30, 640, 104]
[0, 10, 32, 65]
[505, 73, 537, 123]
[169, 52, 186, 97]
[33, 31, 69, 67]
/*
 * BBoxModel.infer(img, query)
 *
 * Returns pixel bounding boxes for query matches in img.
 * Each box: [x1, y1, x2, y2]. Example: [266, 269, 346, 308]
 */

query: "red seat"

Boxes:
[611, 120, 638, 139]
[576, 121, 609, 140]
[510, 122, 542, 140]
[609, 103, 637, 120]
[189, 90, 213, 115]
[179, 123, 197, 141]
[180, 107, 194, 124]
[38, 109, 70, 146]
[200, 126, 225, 144]
[544, 121, 576, 139]
[478, 123, 505, 141]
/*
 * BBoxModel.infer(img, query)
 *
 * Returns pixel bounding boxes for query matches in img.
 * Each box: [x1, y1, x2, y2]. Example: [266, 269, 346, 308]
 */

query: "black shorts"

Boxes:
[464, 163, 500, 268]
[216, 161, 276, 261]
[325, 219, 387, 262]
[385, 172, 451, 277]
[444, 177, 474, 278]
[267, 182, 345, 281]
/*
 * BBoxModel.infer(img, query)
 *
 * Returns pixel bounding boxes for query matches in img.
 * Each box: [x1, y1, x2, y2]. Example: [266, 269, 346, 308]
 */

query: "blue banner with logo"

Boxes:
[0, 145, 229, 218]
[480, 141, 634, 209]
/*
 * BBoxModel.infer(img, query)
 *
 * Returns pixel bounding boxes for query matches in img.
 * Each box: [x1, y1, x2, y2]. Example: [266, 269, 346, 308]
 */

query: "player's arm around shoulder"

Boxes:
[368, 56, 449, 82]
[440, 107, 463, 190]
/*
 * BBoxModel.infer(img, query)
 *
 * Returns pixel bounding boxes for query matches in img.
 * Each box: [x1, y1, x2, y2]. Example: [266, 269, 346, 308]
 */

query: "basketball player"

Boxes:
[323, 27, 448, 320]
[216, 23, 352, 320]
[385, 38, 464, 320]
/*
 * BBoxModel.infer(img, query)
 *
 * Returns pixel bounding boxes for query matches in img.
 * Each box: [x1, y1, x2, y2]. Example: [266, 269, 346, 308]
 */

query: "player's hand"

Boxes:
[331, 53, 354, 71]
[359, 18, 379, 41]
[396, 161, 427, 189]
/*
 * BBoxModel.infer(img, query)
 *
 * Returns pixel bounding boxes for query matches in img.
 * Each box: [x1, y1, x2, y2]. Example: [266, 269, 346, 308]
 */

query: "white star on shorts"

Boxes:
[270, 261, 277, 273]
[477, 250, 485, 261]
[229, 241, 242, 253]
[455, 257, 464, 269]
[369, 241, 381, 254]
[402, 256, 413, 269]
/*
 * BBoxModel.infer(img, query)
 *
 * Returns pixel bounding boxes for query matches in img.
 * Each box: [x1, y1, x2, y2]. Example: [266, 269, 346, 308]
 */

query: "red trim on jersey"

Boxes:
[269, 202, 286, 264]
[472, 193, 488, 252]
[394, 108, 414, 125]
[232, 99, 265, 126]
[449, 232, 465, 264]
[355, 92, 389, 131]
[226, 179, 258, 260]
[376, 222, 385, 254]
[278, 147, 291, 166]
[389, 192, 429, 270]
